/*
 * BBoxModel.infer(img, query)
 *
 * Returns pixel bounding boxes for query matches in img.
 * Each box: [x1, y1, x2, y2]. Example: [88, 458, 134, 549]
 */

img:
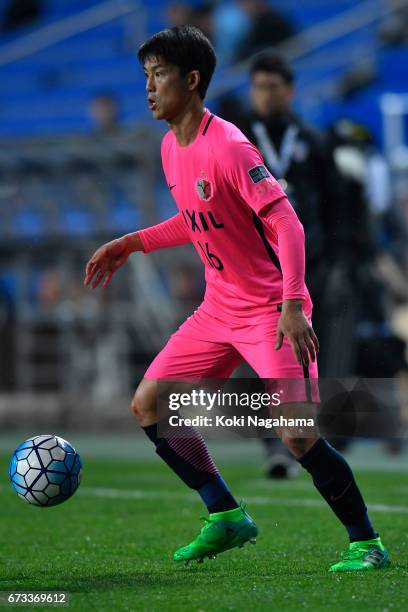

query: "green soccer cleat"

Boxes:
[173, 503, 258, 564]
[329, 537, 390, 572]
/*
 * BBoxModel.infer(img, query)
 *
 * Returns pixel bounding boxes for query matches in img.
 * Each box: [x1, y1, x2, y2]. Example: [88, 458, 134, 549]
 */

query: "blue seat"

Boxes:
[108, 200, 141, 233]
[12, 207, 46, 238]
[0, 271, 18, 304]
[379, 48, 408, 88]
[156, 184, 177, 221]
[58, 206, 93, 236]
[0, 0, 406, 142]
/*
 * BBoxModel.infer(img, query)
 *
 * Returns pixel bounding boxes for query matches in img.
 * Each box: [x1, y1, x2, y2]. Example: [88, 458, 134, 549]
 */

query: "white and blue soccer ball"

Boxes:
[9, 434, 82, 507]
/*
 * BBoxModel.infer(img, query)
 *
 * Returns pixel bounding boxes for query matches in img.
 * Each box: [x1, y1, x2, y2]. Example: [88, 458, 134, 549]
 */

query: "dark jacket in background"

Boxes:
[235, 8, 295, 61]
[238, 110, 359, 375]
[2, 0, 42, 33]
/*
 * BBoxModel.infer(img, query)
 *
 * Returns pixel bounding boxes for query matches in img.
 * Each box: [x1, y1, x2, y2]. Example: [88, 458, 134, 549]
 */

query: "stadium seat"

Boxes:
[12, 207, 46, 238]
[108, 199, 142, 233]
[58, 206, 94, 236]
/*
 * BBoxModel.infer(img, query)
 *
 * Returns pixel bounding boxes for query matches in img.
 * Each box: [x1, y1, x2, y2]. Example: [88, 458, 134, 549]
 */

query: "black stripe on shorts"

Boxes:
[303, 365, 312, 402]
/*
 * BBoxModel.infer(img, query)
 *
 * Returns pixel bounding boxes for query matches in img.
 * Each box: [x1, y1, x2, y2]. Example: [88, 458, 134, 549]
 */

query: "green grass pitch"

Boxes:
[1, 438, 407, 611]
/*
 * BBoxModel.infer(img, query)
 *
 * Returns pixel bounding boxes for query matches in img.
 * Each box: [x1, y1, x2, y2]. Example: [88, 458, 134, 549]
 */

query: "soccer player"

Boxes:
[84, 26, 389, 571]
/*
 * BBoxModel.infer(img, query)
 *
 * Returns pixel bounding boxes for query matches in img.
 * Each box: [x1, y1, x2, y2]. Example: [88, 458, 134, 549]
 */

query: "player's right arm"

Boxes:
[84, 212, 190, 288]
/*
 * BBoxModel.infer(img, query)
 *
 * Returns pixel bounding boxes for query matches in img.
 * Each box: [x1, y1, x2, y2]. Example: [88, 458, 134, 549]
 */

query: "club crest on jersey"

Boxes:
[196, 178, 213, 201]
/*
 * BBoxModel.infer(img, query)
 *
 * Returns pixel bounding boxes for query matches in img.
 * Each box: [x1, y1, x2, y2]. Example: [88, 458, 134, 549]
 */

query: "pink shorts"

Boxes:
[145, 302, 319, 403]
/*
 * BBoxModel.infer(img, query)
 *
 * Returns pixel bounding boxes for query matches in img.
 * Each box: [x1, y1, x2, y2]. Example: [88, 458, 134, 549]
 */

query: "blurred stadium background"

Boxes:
[0, 0, 408, 455]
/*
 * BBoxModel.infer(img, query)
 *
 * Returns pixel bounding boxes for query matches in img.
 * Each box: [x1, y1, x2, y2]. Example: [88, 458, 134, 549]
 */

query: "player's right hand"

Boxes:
[84, 235, 136, 288]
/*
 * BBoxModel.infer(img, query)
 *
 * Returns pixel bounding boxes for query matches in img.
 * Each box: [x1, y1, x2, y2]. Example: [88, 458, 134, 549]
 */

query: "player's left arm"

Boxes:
[259, 199, 319, 367]
[224, 138, 319, 367]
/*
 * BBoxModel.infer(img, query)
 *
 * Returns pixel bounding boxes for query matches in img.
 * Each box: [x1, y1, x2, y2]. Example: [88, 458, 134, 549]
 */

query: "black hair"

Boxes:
[137, 25, 216, 100]
[250, 52, 294, 85]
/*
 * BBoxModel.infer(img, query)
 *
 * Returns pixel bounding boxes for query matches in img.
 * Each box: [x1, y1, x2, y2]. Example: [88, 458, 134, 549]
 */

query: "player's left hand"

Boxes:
[275, 300, 319, 367]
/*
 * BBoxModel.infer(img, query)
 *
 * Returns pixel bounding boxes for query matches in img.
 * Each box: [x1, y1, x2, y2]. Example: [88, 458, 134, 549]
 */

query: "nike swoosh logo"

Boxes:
[330, 480, 352, 501]
[169, 184, 176, 191]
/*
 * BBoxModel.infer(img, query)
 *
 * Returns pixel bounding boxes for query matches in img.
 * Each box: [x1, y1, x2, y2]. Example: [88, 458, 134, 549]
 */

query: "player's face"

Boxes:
[144, 57, 192, 121]
[251, 71, 293, 117]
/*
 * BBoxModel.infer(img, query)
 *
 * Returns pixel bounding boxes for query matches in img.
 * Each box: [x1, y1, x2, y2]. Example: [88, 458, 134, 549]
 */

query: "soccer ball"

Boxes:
[9, 434, 82, 507]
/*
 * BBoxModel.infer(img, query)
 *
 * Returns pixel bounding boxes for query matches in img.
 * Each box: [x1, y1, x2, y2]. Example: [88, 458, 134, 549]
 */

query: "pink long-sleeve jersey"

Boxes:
[139, 109, 313, 323]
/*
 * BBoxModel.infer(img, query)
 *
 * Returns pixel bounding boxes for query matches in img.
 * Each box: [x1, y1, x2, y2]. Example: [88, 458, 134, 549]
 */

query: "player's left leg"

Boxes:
[233, 312, 390, 572]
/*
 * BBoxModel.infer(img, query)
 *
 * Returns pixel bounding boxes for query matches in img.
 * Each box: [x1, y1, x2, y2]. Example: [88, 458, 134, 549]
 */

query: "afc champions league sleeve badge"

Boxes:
[196, 170, 213, 201]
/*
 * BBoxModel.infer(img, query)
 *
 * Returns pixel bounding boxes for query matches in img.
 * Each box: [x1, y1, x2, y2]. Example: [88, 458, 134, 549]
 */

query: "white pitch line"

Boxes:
[80, 486, 408, 514]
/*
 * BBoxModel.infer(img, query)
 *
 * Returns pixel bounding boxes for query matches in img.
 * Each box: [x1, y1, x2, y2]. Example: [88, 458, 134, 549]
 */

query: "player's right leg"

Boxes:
[130, 306, 258, 563]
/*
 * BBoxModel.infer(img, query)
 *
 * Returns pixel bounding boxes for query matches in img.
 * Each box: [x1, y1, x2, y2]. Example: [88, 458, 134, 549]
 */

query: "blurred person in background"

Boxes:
[2, 0, 42, 33]
[166, 2, 192, 28]
[235, 0, 295, 62]
[328, 120, 395, 261]
[327, 119, 408, 455]
[89, 92, 120, 134]
[239, 53, 352, 375]
[0, 275, 15, 390]
[190, 2, 215, 43]
[36, 266, 128, 399]
[166, 1, 250, 68]
[237, 53, 355, 478]
[166, 2, 214, 42]
[213, 1, 249, 67]
[379, 0, 408, 45]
